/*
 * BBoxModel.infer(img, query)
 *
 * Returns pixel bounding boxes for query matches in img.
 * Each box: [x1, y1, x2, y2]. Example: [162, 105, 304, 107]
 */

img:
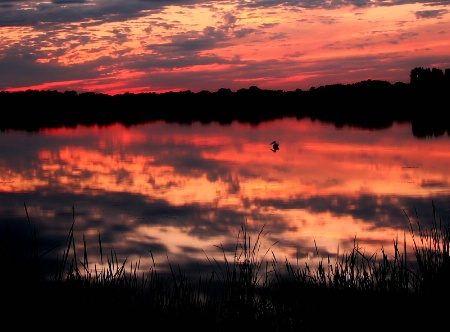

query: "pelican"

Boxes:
[270, 140, 279, 152]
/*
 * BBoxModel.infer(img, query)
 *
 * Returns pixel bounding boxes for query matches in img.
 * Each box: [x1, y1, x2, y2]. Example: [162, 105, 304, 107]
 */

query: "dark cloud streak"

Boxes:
[415, 9, 449, 19]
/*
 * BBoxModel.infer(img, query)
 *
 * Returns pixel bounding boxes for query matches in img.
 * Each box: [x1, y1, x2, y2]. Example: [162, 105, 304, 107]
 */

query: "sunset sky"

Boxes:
[1, 0, 449, 95]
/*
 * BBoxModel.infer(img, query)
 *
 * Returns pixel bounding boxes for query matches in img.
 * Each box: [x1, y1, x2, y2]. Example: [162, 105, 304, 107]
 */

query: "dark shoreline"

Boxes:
[2, 67, 450, 137]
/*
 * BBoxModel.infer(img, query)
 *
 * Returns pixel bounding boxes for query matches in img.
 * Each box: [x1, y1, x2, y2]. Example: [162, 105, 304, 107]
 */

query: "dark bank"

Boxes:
[1, 66, 449, 138]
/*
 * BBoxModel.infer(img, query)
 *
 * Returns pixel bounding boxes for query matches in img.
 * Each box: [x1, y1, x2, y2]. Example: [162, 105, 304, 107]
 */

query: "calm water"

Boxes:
[1, 118, 450, 276]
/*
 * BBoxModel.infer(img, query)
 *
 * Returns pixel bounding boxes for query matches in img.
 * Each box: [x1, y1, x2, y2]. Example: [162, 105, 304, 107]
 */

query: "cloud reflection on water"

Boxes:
[1, 118, 450, 277]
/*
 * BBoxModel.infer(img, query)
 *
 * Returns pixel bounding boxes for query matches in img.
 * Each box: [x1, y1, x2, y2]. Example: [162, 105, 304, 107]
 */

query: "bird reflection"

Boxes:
[270, 140, 279, 152]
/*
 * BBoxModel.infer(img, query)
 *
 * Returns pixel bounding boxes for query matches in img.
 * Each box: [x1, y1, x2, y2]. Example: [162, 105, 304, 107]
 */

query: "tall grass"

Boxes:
[1, 202, 449, 330]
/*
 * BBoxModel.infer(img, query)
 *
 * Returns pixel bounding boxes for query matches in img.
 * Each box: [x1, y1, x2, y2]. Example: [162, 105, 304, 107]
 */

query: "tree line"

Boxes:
[1, 67, 449, 137]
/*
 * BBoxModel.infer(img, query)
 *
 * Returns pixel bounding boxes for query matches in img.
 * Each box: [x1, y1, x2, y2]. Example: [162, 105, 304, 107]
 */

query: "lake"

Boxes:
[1, 117, 449, 278]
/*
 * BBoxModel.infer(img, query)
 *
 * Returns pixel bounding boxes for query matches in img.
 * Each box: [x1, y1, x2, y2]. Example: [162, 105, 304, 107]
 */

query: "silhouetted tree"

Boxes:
[1, 67, 449, 135]
[410, 67, 445, 88]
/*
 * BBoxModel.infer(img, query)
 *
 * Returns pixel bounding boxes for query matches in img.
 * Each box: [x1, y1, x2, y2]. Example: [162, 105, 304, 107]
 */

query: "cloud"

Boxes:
[0, 0, 449, 94]
[1, 0, 449, 29]
[0, 0, 163, 27]
[415, 9, 449, 19]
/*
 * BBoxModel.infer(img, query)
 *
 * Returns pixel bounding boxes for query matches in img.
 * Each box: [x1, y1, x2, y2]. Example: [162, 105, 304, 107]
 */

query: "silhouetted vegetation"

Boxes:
[1, 67, 449, 137]
[1, 202, 449, 330]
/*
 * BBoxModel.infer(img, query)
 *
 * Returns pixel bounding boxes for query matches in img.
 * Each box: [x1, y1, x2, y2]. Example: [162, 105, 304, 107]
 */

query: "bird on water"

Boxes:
[270, 140, 279, 152]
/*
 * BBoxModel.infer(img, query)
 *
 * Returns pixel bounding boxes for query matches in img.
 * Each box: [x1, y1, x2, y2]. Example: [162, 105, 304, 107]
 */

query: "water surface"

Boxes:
[1, 118, 449, 276]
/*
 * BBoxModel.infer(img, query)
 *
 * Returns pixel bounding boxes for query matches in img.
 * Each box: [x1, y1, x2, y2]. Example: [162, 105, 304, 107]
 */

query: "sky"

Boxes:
[0, 0, 449, 95]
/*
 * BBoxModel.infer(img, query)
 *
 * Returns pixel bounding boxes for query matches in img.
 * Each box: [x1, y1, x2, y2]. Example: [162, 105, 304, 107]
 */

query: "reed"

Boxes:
[1, 202, 449, 330]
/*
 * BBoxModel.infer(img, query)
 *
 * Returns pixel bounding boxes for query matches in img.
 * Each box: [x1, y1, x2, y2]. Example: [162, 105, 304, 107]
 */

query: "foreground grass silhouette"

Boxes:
[1, 202, 449, 330]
